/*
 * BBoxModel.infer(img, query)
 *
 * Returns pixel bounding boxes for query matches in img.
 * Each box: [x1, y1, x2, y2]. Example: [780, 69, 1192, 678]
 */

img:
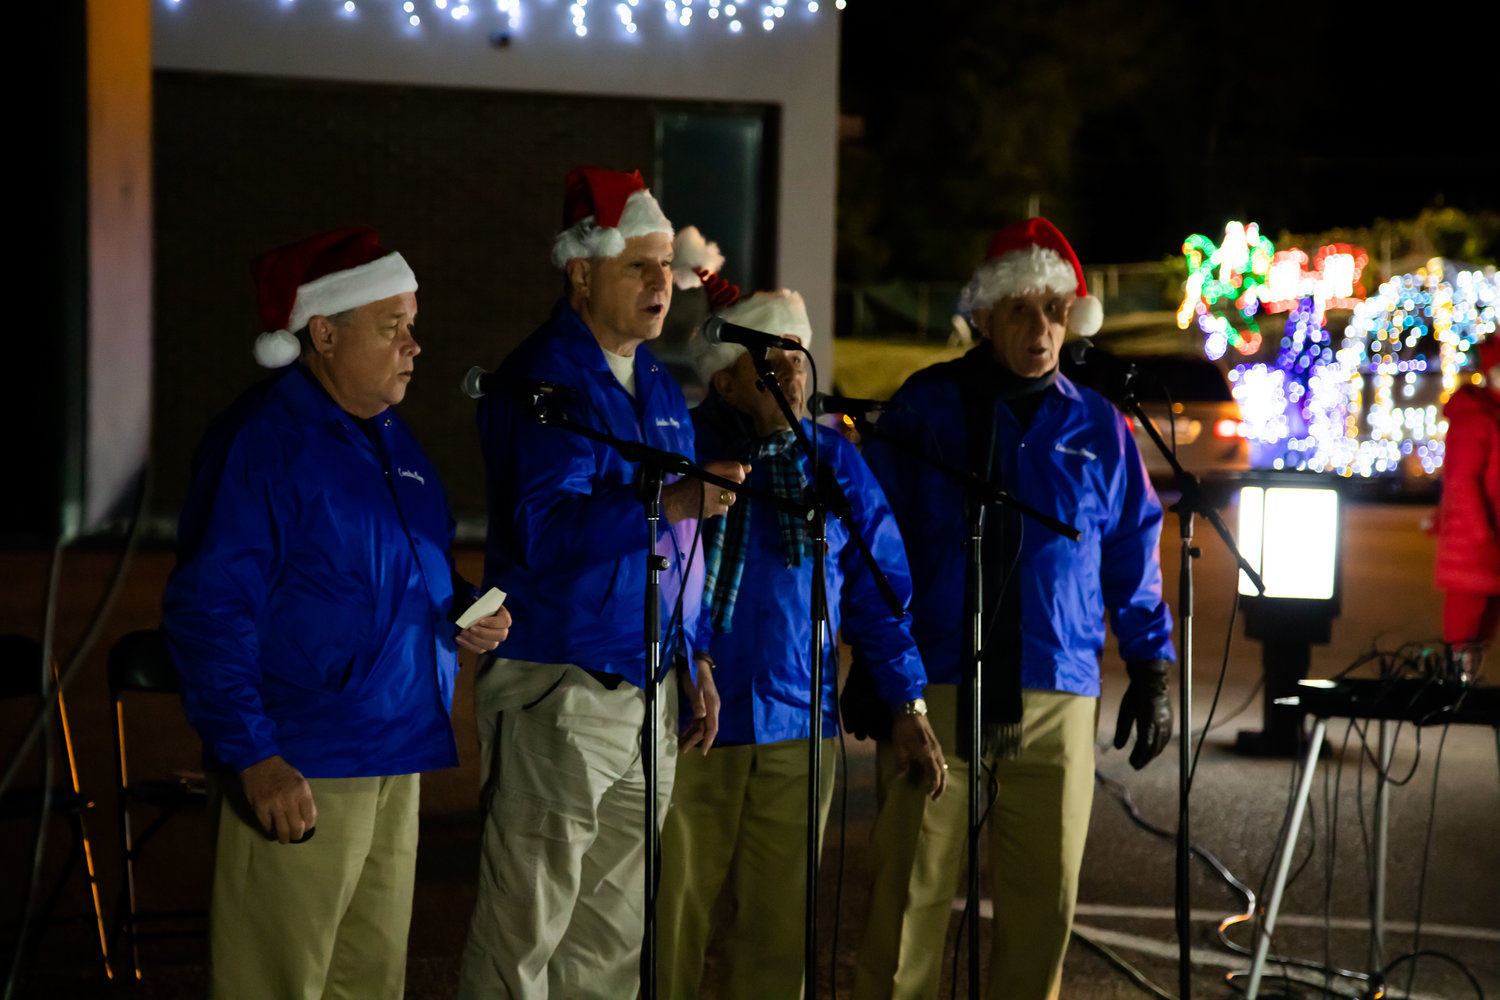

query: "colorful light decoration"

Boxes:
[160, 0, 842, 36]
[1225, 257, 1498, 479]
[1263, 243, 1370, 325]
[1177, 221, 1275, 360]
[1336, 259, 1499, 478]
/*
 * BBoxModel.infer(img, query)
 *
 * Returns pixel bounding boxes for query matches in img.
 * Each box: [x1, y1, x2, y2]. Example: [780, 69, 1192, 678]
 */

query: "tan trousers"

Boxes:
[853, 685, 1097, 1000]
[657, 736, 838, 1000]
[209, 772, 419, 1000]
[458, 660, 679, 1000]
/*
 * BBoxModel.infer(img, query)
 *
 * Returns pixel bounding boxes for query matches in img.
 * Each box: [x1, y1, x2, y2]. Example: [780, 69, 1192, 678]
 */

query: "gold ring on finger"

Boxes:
[719, 490, 734, 505]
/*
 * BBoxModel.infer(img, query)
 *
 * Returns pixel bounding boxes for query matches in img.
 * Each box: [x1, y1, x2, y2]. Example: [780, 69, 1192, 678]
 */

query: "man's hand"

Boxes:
[240, 755, 316, 844]
[678, 655, 721, 755]
[1113, 659, 1173, 770]
[663, 461, 750, 524]
[890, 712, 947, 800]
[458, 606, 512, 654]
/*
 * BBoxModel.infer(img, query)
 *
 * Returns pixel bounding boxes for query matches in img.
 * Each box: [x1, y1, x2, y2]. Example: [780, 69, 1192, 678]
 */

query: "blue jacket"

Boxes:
[478, 300, 703, 686]
[864, 356, 1174, 695]
[690, 400, 927, 745]
[163, 366, 462, 779]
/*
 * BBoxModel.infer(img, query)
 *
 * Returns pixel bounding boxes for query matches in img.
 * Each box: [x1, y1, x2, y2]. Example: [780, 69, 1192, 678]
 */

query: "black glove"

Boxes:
[839, 654, 892, 742]
[1112, 659, 1172, 770]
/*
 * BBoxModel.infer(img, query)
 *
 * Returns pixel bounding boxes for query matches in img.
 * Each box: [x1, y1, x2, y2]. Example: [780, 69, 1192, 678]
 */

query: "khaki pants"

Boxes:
[459, 660, 679, 999]
[657, 736, 838, 1000]
[854, 685, 1097, 1000]
[209, 772, 419, 1000]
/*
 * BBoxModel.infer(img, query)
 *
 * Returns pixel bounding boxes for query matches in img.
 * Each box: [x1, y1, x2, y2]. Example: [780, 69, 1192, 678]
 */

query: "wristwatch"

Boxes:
[901, 697, 928, 716]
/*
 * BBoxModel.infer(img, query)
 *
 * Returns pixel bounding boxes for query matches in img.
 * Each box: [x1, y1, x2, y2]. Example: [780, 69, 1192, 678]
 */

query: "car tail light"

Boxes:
[1214, 418, 1247, 439]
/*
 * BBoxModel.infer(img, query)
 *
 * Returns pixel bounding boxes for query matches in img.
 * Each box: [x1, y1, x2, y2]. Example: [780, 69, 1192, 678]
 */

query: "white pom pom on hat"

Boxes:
[962, 217, 1103, 337]
[670, 226, 725, 289]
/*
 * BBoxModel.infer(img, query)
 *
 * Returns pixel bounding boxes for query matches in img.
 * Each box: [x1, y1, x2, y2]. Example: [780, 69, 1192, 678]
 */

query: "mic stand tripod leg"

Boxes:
[966, 511, 984, 1000]
[1371, 719, 1392, 977]
[1244, 718, 1327, 1000]
[639, 467, 666, 1000]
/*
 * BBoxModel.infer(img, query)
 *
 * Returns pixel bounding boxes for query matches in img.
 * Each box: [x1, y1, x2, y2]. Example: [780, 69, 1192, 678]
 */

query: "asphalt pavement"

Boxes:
[2, 501, 1496, 999]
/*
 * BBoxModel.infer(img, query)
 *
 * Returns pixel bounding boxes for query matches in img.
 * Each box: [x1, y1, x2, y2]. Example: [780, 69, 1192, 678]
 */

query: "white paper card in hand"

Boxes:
[456, 587, 507, 629]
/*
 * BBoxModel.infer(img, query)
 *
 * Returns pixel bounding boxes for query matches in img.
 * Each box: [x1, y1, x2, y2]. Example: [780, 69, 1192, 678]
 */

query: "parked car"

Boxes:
[1061, 352, 1249, 502]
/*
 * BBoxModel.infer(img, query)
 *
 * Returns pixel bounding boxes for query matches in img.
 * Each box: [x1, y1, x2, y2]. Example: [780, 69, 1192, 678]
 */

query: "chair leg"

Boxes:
[120, 804, 141, 980]
[66, 811, 114, 980]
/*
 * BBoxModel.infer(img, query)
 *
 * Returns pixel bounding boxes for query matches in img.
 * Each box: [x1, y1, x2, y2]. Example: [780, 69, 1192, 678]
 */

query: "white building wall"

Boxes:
[152, 0, 840, 373]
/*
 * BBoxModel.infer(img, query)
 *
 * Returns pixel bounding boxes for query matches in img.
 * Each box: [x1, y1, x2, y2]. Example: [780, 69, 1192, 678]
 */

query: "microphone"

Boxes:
[1064, 341, 1155, 399]
[461, 366, 574, 403]
[811, 392, 899, 417]
[702, 316, 805, 354]
[1065, 340, 1113, 367]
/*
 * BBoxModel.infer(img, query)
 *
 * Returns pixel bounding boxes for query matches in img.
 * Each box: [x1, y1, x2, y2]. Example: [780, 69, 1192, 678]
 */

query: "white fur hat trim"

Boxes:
[693, 289, 812, 382]
[550, 189, 674, 270]
[255, 251, 418, 368]
[961, 245, 1102, 337]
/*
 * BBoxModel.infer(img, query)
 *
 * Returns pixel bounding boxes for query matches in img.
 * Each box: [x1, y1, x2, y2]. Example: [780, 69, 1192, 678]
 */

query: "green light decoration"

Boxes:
[1177, 221, 1275, 360]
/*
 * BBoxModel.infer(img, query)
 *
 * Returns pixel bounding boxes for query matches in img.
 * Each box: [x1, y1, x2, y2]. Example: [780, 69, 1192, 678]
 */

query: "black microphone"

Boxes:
[1064, 341, 1155, 399]
[461, 366, 574, 403]
[701, 316, 805, 354]
[811, 392, 899, 417]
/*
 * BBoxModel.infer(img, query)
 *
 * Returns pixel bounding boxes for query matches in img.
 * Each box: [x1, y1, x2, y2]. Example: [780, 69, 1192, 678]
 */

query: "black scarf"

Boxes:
[956, 345, 1057, 761]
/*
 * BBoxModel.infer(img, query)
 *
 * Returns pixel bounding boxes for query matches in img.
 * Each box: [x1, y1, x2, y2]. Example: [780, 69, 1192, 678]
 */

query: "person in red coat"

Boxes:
[1436, 335, 1500, 678]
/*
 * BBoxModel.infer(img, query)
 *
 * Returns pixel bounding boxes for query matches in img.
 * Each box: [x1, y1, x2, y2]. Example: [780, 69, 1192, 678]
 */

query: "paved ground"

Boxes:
[2, 501, 1497, 998]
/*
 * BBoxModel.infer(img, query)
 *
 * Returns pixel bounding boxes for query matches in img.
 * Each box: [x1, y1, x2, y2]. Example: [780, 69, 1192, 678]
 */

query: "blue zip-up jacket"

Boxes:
[864, 356, 1174, 695]
[478, 300, 703, 686]
[690, 399, 927, 745]
[162, 366, 462, 778]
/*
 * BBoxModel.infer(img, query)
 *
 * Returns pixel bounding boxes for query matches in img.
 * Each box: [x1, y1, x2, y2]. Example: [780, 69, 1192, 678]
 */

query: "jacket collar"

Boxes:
[279, 364, 396, 453]
[548, 297, 667, 408]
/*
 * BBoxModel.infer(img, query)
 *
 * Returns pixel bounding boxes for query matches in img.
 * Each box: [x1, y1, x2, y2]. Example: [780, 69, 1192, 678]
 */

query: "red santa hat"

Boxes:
[962, 217, 1103, 337]
[551, 167, 674, 269]
[250, 226, 417, 368]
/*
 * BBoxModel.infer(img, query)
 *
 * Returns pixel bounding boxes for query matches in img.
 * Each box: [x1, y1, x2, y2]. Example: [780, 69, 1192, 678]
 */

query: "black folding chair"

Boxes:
[106, 628, 207, 980]
[0, 634, 112, 981]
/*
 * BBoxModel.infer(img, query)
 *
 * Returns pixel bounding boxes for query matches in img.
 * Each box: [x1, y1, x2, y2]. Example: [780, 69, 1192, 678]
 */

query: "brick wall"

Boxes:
[154, 69, 716, 524]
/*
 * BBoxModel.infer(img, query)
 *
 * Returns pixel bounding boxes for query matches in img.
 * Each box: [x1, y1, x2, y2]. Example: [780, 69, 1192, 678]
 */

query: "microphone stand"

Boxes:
[1103, 363, 1265, 1000]
[850, 412, 1078, 1000]
[742, 349, 909, 997]
[515, 389, 810, 1000]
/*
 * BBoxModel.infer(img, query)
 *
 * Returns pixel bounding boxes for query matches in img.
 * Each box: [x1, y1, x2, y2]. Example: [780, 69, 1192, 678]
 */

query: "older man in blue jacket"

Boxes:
[853, 219, 1175, 1000]
[163, 226, 510, 1000]
[656, 287, 946, 1000]
[458, 168, 745, 998]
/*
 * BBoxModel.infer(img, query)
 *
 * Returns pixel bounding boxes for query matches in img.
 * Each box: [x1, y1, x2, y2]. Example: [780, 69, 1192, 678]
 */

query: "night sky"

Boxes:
[839, 1, 1500, 275]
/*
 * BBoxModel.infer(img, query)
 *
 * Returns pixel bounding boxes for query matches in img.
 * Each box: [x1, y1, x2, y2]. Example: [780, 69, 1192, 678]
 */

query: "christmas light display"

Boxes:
[1262, 243, 1369, 324]
[161, 0, 842, 37]
[1177, 221, 1274, 360]
[1336, 259, 1499, 478]
[1226, 258, 1497, 479]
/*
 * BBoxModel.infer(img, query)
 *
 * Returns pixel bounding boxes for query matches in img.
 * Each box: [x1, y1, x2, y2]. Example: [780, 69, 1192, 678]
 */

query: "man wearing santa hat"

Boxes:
[458, 168, 745, 998]
[655, 281, 946, 999]
[163, 226, 510, 999]
[852, 218, 1175, 1000]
